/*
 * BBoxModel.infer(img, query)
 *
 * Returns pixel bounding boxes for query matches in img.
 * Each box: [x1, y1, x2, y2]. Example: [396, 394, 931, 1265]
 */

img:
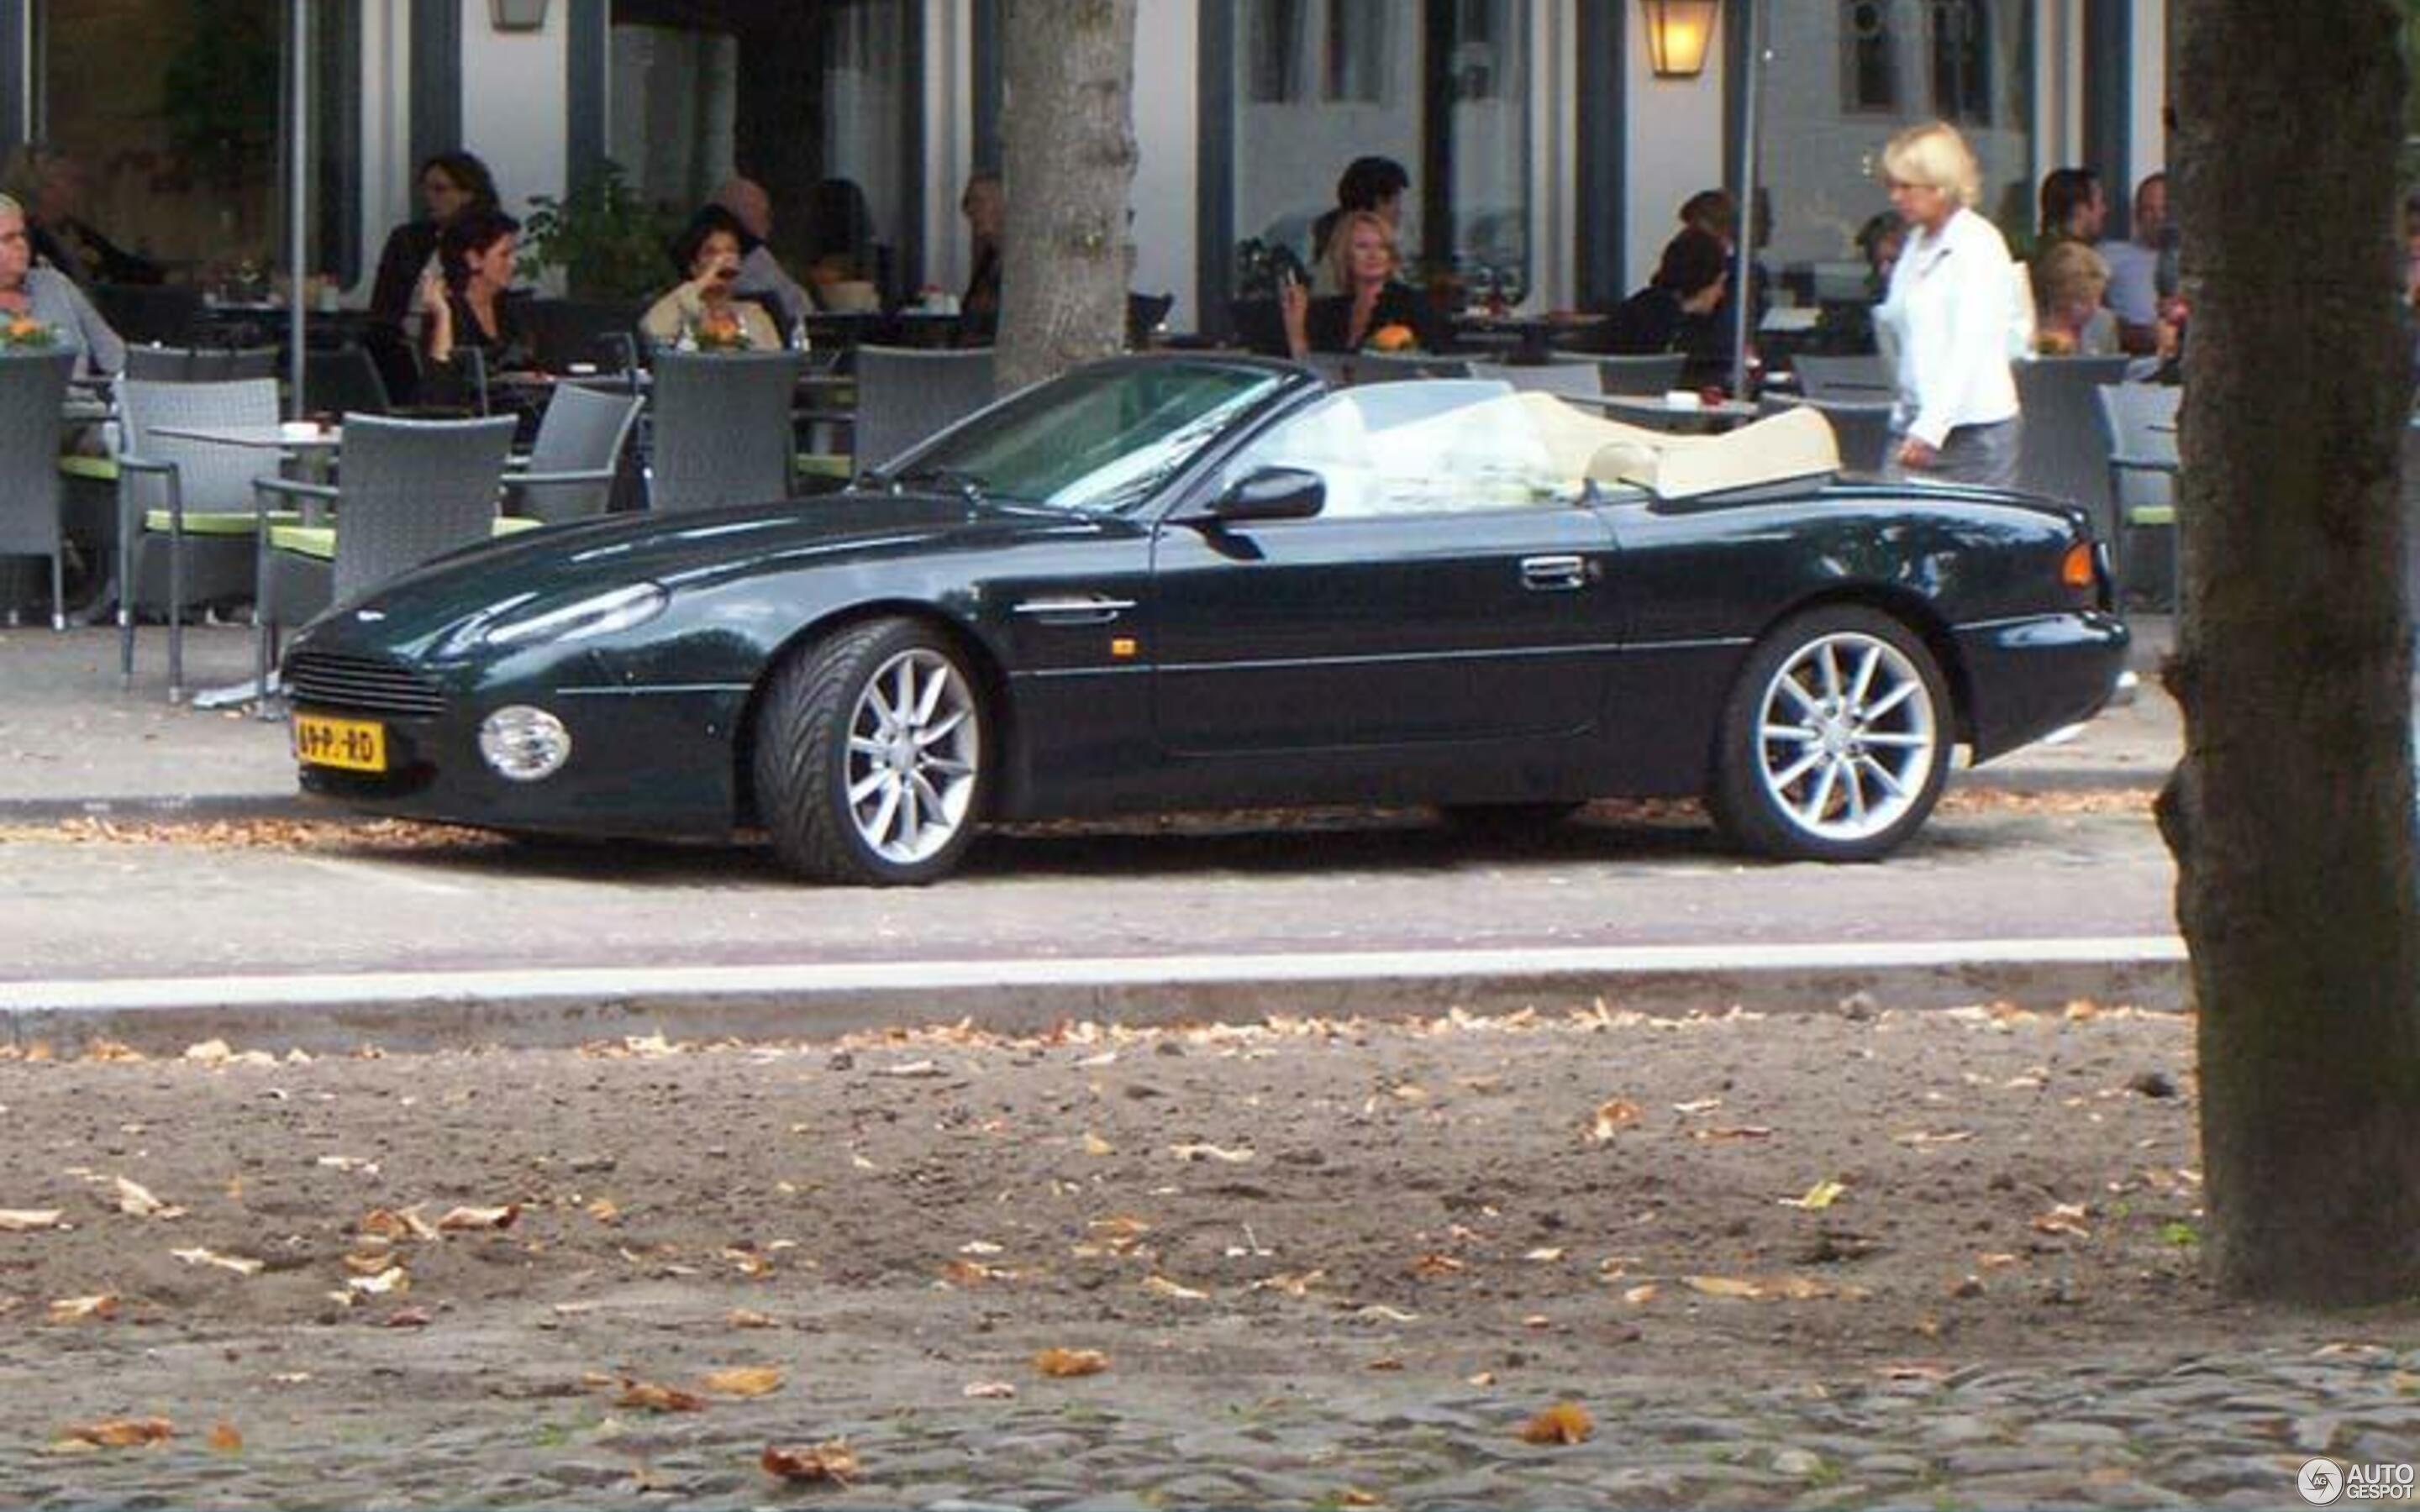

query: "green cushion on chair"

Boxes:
[795, 453, 854, 480]
[144, 508, 302, 537]
[494, 515, 544, 537]
[60, 455, 118, 482]
[2124, 506, 2175, 528]
[267, 524, 336, 559]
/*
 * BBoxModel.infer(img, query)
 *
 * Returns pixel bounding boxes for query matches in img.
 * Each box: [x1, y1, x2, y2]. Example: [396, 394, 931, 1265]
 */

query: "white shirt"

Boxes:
[1877, 207, 2022, 449]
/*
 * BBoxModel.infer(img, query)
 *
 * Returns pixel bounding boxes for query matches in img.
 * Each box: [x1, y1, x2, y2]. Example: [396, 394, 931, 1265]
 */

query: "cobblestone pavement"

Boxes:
[3, 1320, 2416, 1509]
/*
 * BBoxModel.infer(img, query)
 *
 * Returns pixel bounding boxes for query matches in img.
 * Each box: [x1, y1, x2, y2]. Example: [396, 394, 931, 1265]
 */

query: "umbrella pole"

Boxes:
[1729, 0, 1762, 401]
[286, 0, 309, 419]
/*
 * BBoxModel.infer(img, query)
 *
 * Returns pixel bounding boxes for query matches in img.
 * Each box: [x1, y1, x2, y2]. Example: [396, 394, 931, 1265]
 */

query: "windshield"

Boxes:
[889, 360, 1295, 515]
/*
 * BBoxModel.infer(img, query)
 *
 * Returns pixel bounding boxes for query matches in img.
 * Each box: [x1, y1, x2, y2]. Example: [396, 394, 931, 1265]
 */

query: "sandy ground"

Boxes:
[3, 1000, 2412, 1505]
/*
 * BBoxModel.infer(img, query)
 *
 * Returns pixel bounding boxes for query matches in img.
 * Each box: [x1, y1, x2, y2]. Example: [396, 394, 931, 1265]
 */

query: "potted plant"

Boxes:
[520, 160, 680, 302]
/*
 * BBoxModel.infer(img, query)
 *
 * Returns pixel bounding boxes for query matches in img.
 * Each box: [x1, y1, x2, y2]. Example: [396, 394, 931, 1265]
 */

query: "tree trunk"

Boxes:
[994, 0, 1139, 395]
[2164, 0, 2420, 1304]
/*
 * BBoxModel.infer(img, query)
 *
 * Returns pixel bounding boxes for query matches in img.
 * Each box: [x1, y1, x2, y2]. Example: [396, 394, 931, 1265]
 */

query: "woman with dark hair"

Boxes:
[640, 207, 784, 351]
[369, 151, 501, 403]
[415, 205, 530, 410]
[1596, 227, 1731, 379]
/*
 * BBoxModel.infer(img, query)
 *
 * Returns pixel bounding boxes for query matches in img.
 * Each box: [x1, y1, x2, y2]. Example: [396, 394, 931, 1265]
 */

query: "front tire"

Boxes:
[754, 617, 986, 885]
[1709, 606, 1950, 863]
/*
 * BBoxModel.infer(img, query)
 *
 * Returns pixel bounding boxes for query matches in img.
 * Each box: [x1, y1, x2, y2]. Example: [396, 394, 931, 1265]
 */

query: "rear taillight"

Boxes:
[2060, 540, 2096, 591]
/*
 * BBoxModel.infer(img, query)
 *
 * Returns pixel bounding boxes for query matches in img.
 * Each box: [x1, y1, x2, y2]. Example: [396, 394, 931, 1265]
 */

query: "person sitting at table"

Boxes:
[711, 176, 816, 330]
[417, 206, 532, 411]
[368, 151, 500, 405]
[803, 177, 889, 310]
[2031, 238, 2121, 356]
[1279, 209, 1450, 359]
[0, 192, 126, 381]
[0, 143, 165, 286]
[1307, 156, 1411, 296]
[1581, 227, 1729, 386]
[640, 208, 786, 352]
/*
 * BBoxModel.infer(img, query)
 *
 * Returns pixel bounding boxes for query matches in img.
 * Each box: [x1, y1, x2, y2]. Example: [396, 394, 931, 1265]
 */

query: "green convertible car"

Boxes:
[283, 355, 2128, 884]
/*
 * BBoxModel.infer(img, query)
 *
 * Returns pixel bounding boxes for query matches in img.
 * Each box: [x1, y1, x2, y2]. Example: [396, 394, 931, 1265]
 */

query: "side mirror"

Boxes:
[1210, 465, 1325, 523]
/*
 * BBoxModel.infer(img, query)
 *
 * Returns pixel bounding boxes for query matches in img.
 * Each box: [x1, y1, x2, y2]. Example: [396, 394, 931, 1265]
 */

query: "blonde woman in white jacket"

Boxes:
[1874, 122, 2024, 488]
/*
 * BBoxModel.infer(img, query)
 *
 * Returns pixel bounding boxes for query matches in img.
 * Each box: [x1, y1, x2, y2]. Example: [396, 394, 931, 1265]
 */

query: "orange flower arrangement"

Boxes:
[0, 315, 59, 350]
[1365, 323, 1418, 354]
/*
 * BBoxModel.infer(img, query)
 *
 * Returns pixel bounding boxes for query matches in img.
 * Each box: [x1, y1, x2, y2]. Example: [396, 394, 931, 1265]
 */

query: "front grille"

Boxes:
[284, 648, 447, 718]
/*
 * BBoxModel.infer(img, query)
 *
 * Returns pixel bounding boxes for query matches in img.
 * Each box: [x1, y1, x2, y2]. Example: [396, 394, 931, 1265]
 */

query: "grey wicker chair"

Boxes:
[0, 351, 77, 629]
[252, 415, 517, 699]
[115, 376, 284, 699]
[1790, 354, 1895, 400]
[2096, 381, 2182, 606]
[648, 350, 806, 512]
[301, 345, 392, 417]
[850, 345, 997, 475]
[1466, 361, 1608, 402]
[1594, 353, 1687, 396]
[124, 345, 281, 383]
[2014, 354, 2133, 520]
[506, 385, 645, 525]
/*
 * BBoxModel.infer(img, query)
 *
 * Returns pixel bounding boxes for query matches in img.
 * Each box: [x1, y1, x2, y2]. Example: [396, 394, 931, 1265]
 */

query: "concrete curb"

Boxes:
[0, 938, 2191, 1056]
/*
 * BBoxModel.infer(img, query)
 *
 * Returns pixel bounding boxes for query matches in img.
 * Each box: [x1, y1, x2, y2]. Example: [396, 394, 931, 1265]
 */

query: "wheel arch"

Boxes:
[731, 601, 1017, 830]
[1742, 585, 1975, 749]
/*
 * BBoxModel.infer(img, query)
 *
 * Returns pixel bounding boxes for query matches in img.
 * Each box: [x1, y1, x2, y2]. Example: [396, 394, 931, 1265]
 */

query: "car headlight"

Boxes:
[479, 706, 573, 782]
[482, 582, 669, 650]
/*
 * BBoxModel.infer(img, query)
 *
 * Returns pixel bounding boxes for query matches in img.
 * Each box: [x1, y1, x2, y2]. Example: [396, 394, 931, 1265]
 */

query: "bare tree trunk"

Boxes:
[994, 0, 1139, 395]
[2164, 0, 2420, 1304]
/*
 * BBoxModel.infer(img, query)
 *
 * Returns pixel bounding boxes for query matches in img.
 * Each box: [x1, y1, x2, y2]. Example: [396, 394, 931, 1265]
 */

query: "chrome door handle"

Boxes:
[1520, 554, 1587, 591]
[1013, 594, 1136, 625]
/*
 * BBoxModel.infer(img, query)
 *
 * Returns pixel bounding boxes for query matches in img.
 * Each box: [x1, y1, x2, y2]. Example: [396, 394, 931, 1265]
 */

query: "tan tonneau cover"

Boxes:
[1504, 391, 1842, 500]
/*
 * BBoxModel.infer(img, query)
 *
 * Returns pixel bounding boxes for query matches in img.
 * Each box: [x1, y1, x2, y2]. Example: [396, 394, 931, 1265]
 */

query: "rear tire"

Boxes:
[1708, 606, 1949, 863]
[753, 617, 987, 885]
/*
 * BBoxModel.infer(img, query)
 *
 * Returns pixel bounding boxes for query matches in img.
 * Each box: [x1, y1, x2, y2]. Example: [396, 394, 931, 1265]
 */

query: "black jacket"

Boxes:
[1303, 281, 1451, 355]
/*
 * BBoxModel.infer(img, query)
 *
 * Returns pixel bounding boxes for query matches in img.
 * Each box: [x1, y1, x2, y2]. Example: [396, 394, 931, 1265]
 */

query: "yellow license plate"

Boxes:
[293, 713, 387, 773]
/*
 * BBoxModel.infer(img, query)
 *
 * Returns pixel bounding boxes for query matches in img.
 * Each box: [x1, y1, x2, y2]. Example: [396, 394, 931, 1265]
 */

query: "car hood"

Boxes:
[296, 491, 1113, 654]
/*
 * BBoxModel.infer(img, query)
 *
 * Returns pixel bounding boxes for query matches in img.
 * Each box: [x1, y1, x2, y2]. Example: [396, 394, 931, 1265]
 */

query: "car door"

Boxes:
[1147, 387, 1617, 755]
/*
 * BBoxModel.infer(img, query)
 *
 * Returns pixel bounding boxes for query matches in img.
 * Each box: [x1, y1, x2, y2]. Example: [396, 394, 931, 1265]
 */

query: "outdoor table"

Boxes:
[1588, 394, 1763, 433]
[1451, 311, 1603, 363]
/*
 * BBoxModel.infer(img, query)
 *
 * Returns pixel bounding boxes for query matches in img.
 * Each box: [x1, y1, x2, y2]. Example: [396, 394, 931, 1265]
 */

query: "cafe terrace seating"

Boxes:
[250, 414, 518, 696]
[1591, 353, 1687, 396]
[647, 350, 806, 512]
[1789, 353, 1893, 400]
[0, 350, 78, 629]
[124, 344, 280, 383]
[850, 345, 996, 475]
[2015, 354, 2132, 533]
[505, 384, 644, 526]
[115, 376, 287, 699]
[2096, 381, 2182, 605]
[300, 346, 392, 417]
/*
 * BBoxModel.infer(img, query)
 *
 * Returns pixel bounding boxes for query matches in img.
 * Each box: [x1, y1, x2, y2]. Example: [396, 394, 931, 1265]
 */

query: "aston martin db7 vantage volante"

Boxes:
[284, 356, 2128, 884]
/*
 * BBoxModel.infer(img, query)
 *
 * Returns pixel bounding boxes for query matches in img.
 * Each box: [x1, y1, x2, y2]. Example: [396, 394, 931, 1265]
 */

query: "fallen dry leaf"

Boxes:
[1623, 1283, 1660, 1305]
[585, 1198, 620, 1224]
[1249, 1269, 1324, 1297]
[1691, 1126, 1776, 1142]
[1779, 1178, 1848, 1210]
[183, 1040, 233, 1063]
[1081, 1131, 1115, 1157]
[726, 1309, 777, 1330]
[1143, 1274, 1209, 1300]
[1686, 1274, 1765, 1299]
[1523, 1247, 1567, 1263]
[1586, 1099, 1644, 1142]
[614, 1380, 708, 1413]
[873, 1059, 943, 1078]
[47, 1294, 117, 1323]
[962, 1380, 1018, 1399]
[0, 1209, 65, 1232]
[1411, 1252, 1465, 1278]
[59, 1418, 174, 1448]
[359, 1208, 439, 1242]
[1087, 1215, 1152, 1246]
[761, 1440, 860, 1484]
[111, 1177, 182, 1219]
[702, 1367, 784, 1398]
[346, 1267, 409, 1296]
[1892, 1128, 1978, 1147]
[1672, 1097, 1724, 1115]
[1032, 1347, 1110, 1378]
[343, 1251, 397, 1276]
[1519, 1400, 1595, 1446]
[171, 1247, 264, 1276]
[2032, 1203, 2094, 1239]
[1168, 1142, 1255, 1163]
[208, 1422, 244, 1454]
[1329, 1489, 1384, 1509]
[436, 1205, 519, 1232]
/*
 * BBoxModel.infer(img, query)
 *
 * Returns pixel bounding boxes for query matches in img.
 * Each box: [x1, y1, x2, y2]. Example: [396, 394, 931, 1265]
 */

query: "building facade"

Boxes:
[0, 0, 2172, 333]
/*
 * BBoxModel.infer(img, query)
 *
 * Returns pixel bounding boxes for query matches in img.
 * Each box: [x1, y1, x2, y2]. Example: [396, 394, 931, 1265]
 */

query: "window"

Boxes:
[1249, 0, 1308, 102]
[1324, 0, 1387, 103]
[1841, 0, 1899, 114]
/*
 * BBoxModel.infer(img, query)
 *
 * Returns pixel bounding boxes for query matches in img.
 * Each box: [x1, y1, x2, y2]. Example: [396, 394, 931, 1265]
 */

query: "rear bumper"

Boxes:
[1954, 611, 2131, 762]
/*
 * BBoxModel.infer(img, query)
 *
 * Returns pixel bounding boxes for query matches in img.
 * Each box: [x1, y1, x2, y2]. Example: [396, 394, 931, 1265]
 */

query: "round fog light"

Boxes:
[478, 705, 572, 782]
